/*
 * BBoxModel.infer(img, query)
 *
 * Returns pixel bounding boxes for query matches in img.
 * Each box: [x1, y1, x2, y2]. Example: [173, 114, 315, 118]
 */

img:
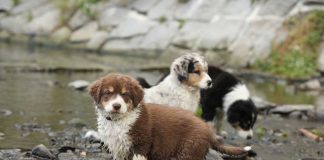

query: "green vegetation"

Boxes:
[195, 107, 202, 117]
[159, 16, 167, 24]
[254, 11, 324, 79]
[11, 0, 20, 6]
[177, 19, 186, 29]
[77, 0, 100, 19]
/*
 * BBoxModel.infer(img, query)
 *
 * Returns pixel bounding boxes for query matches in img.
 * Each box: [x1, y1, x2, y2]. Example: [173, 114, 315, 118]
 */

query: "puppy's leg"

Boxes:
[215, 108, 224, 134]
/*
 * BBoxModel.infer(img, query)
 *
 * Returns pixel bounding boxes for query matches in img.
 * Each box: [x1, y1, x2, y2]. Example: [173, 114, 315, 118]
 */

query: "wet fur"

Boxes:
[89, 74, 252, 160]
[144, 52, 210, 113]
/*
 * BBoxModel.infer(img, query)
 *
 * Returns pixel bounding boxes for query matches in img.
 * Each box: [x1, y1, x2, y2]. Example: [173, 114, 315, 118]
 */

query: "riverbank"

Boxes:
[1, 0, 324, 69]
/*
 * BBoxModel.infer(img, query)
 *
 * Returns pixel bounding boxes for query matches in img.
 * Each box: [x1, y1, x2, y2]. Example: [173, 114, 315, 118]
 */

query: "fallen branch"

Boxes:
[299, 128, 324, 142]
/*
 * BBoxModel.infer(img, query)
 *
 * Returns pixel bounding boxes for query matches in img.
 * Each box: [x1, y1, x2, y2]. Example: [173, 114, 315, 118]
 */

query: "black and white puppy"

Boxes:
[138, 66, 258, 139]
[200, 66, 258, 139]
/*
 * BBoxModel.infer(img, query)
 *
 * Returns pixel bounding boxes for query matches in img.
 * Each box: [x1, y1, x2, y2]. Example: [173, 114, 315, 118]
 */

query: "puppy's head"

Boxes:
[89, 74, 144, 119]
[171, 52, 212, 89]
[227, 100, 258, 140]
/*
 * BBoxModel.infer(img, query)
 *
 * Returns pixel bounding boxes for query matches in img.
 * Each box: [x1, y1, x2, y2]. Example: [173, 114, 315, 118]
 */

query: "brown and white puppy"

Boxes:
[89, 74, 252, 160]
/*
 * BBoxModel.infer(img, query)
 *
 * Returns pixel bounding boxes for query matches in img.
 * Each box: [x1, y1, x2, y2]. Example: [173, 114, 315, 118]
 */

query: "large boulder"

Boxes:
[70, 21, 98, 42]
[98, 7, 130, 28]
[51, 27, 72, 43]
[109, 12, 157, 38]
[11, 0, 49, 15]
[140, 21, 179, 50]
[131, 0, 160, 13]
[26, 9, 61, 35]
[0, 15, 28, 34]
[258, 0, 299, 16]
[86, 31, 109, 50]
[147, 0, 178, 20]
[318, 43, 324, 73]
[228, 19, 283, 67]
[102, 36, 144, 52]
[68, 10, 90, 30]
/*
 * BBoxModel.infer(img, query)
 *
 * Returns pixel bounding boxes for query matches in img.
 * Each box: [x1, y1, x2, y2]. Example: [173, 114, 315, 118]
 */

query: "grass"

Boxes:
[11, 0, 20, 6]
[254, 10, 324, 79]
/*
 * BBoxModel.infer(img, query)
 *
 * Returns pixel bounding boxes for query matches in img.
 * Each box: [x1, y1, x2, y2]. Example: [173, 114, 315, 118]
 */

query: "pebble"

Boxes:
[0, 108, 12, 117]
[31, 144, 55, 159]
[68, 80, 89, 91]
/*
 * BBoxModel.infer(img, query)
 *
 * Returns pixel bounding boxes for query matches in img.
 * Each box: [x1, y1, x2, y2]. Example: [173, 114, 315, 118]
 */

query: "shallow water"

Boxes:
[0, 43, 324, 159]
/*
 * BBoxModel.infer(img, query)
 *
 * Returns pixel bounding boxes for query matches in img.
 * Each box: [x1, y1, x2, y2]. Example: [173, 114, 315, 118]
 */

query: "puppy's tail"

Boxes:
[211, 135, 256, 158]
[136, 77, 151, 88]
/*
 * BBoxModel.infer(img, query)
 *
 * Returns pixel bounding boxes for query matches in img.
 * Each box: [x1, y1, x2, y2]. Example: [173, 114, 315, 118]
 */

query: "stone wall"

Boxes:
[0, 0, 324, 67]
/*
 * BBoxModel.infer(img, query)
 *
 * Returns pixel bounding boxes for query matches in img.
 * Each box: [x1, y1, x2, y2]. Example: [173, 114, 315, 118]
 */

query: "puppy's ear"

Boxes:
[130, 80, 144, 107]
[88, 79, 102, 104]
[173, 60, 190, 82]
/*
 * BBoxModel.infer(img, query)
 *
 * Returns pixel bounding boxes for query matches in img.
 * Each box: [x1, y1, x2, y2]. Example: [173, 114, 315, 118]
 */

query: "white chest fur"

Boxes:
[144, 76, 200, 113]
[97, 108, 140, 160]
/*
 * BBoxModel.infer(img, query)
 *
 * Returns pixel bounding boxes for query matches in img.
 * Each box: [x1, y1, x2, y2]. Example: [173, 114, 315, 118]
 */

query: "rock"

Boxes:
[228, 19, 283, 67]
[258, 0, 299, 16]
[270, 104, 315, 115]
[68, 80, 89, 91]
[102, 36, 144, 52]
[172, 21, 207, 49]
[70, 21, 98, 42]
[140, 21, 179, 50]
[0, 14, 29, 34]
[131, 0, 160, 13]
[0, 108, 12, 117]
[98, 7, 130, 28]
[0, 149, 22, 159]
[11, 0, 49, 15]
[297, 79, 322, 91]
[26, 9, 61, 35]
[315, 95, 324, 120]
[31, 144, 55, 159]
[68, 118, 87, 128]
[318, 44, 324, 73]
[86, 31, 109, 50]
[110, 12, 157, 38]
[176, 0, 221, 21]
[0, 0, 13, 11]
[251, 96, 276, 111]
[68, 10, 90, 30]
[147, 0, 178, 20]
[51, 26, 72, 43]
[58, 152, 78, 160]
[196, 20, 244, 50]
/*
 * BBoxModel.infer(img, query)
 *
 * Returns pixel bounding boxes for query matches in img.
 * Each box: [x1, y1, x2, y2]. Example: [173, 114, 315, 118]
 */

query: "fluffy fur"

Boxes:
[144, 52, 212, 112]
[200, 66, 258, 139]
[89, 74, 253, 160]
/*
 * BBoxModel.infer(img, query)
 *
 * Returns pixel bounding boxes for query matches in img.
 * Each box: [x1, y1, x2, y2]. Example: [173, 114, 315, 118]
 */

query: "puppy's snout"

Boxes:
[246, 135, 252, 140]
[113, 103, 121, 110]
[207, 80, 212, 88]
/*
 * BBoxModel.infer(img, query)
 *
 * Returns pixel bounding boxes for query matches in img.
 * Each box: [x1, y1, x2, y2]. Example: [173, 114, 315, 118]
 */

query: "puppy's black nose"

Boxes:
[246, 135, 252, 140]
[113, 103, 121, 110]
[207, 80, 212, 87]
